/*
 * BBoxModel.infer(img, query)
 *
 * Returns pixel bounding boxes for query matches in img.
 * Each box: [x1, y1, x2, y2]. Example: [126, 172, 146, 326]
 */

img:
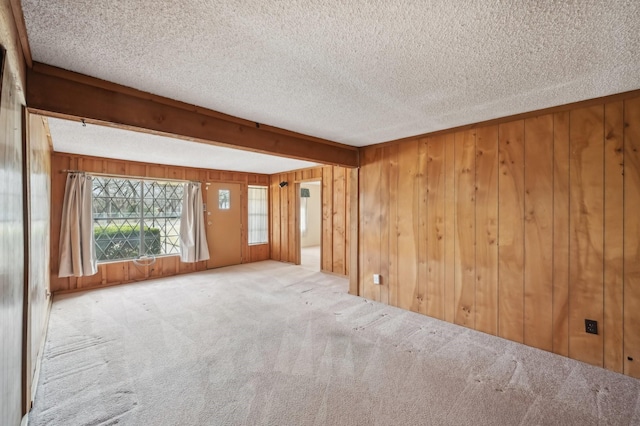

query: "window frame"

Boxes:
[91, 175, 186, 263]
[247, 185, 269, 246]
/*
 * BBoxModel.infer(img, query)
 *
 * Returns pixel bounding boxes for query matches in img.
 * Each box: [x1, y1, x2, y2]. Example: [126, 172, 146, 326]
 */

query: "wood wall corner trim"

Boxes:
[9, 0, 32, 68]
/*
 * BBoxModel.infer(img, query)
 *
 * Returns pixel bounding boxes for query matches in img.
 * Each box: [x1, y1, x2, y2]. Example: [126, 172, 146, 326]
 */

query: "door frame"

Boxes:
[204, 181, 243, 269]
[295, 178, 322, 269]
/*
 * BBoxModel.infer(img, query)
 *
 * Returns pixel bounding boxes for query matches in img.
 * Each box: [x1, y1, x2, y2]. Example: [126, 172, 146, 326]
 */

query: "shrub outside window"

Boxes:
[92, 176, 184, 262]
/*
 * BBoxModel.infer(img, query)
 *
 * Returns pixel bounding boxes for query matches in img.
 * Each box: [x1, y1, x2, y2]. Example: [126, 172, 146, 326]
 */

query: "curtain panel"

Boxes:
[58, 173, 98, 277]
[179, 182, 210, 262]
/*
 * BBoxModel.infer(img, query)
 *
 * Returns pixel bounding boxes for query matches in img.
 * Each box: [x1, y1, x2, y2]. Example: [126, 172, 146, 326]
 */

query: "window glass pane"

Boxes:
[92, 176, 184, 262]
[219, 189, 230, 209]
[248, 186, 268, 245]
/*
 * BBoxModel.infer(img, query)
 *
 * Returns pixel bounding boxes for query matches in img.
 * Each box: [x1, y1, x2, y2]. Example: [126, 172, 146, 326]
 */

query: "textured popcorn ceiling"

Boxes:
[47, 118, 318, 174]
[24, 0, 640, 149]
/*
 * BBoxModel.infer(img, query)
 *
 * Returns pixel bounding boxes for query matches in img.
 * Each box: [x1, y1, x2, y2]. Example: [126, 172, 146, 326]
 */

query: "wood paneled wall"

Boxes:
[50, 153, 270, 293]
[0, 8, 26, 423]
[359, 95, 640, 378]
[270, 166, 352, 277]
[26, 114, 51, 408]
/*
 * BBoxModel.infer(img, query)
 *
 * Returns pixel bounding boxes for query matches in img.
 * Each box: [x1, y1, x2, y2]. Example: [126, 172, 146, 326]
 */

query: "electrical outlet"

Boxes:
[373, 274, 381, 285]
[585, 319, 598, 335]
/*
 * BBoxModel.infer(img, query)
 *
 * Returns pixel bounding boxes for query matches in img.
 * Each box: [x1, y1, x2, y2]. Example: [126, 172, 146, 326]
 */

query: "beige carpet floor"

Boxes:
[300, 246, 321, 271]
[30, 261, 640, 425]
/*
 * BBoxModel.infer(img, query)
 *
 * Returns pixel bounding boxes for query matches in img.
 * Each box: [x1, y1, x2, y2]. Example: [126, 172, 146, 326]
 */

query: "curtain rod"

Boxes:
[59, 169, 201, 184]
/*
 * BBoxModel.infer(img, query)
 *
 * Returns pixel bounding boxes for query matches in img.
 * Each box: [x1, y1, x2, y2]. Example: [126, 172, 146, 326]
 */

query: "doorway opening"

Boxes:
[299, 180, 321, 271]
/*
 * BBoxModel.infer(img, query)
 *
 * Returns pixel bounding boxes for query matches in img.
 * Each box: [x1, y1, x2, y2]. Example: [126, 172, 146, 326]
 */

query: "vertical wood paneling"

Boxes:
[358, 93, 640, 379]
[348, 167, 359, 295]
[280, 173, 289, 262]
[454, 131, 476, 327]
[51, 153, 269, 292]
[418, 139, 429, 315]
[268, 165, 351, 277]
[322, 166, 333, 271]
[443, 134, 456, 323]
[552, 111, 570, 357]
[624, 96, 640, 378]
[362, 149, 381, 301]
[568, 105, 604, 367]
[498, 120, 525, 343]
[271, 178, 281, 261]
[603, 101, 624, 373]
[397, 140, 420, 311]
[475, 126, 498, 335]
[387, 145, 399, 307]
[287, 178, 296, 263]
[332, 167, 346, 274]
[379, 147, 390, 305]
[426, 135, 446, 320]
[1, 54, 25, 426]
[345, 170, 351, 276]
[28, 119, 51, 382]
[523, 114, 554, 352]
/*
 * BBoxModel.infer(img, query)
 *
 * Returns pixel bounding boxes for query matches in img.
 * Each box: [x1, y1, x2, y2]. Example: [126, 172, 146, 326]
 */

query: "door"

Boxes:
[205, 182, 242, 268]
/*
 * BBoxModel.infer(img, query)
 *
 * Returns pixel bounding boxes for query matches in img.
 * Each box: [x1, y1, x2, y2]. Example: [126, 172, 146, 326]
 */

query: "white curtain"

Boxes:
[248, 186, 268, 244]
[58, 173, 98, 277]
[180, 182, 210, 262]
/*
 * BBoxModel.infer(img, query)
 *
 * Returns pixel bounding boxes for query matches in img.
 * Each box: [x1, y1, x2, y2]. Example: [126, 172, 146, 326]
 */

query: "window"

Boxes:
[218, 189, 230, 209]
[248, 186, 268, 245]
[92, 176, 184, 262]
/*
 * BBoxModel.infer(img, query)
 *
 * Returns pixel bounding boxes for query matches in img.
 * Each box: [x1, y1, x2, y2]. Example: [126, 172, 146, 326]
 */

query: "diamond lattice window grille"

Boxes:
[92, 177, 185, 262]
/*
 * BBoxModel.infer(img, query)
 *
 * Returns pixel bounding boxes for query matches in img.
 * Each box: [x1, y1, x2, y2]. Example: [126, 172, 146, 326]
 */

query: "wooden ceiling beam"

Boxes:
[26, 63, 359, 167]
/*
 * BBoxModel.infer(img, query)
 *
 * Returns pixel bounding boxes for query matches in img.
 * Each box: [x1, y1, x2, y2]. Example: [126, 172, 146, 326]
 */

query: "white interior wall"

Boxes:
[300, 183, 321, 248]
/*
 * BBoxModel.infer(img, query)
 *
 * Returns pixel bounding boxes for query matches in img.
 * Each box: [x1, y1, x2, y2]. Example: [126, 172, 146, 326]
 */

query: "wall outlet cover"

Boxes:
[585, 319, 598, 335]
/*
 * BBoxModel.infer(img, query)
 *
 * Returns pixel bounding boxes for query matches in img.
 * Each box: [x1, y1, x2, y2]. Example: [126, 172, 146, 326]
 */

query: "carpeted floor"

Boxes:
[300, 245, 321, 271]
[31, 261, 640, 425]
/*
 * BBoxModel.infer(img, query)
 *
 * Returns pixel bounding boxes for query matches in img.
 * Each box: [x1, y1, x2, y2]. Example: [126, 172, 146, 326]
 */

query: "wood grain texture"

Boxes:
[552, 111, 570, 357]
[27, 64, 359, 167]
[356, 93, 640, 379]
[287, 176, 296, 264]
[523, 114, 554, 352]
[474, 126, 498, 335]
[332, 167, 346, 274]
[387, 145, 399, 307]
[498, 120, 525, 343]
[568, 105, 604, 367]
[322, 167, 333, 270]
[454, 131, 476, 327]
[624, 96, 640, 378]
[418, 139, 429, 315]
[50, 153, 269, 292]
[378, 147, 391, 305]
[443, 134, 457, 323]
[280, 174, 289, 262]
[269, 165, 351, 277]
[603, 101, 624, 373]
[426, 135, 446, 320]
[348, 167, 359, 295]
[0, 53, 25, 426]
[271, 177, 281, 261]
[397, 140, 421, 311]
[361, 148, 381, 301]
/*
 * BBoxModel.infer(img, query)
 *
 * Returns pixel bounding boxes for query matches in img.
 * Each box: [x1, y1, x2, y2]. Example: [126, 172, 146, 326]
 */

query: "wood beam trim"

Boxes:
[370, 88, 640, 150]
[26, 64, 359, 167]
[9, 0, 32, 68]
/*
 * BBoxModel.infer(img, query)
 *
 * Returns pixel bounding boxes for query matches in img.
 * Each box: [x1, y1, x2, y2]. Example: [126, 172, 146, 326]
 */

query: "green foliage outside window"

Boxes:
[94, 224, 161, 261]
